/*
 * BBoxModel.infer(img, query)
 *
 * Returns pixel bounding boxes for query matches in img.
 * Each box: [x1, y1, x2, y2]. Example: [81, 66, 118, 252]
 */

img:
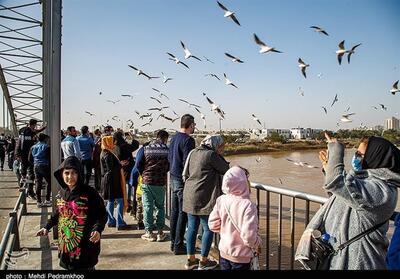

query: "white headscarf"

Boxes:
[201, 134, 224, 152]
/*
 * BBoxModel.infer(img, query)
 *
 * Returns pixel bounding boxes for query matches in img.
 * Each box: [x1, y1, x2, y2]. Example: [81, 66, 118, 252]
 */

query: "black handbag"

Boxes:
[301, 220, 388, 270]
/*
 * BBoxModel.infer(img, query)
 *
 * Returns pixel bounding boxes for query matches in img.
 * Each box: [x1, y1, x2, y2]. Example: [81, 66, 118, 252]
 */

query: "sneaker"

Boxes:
[184, 258, 200, 270]
[157, 231, 167, 242]
[0, 167, 4, 171]
[36, 202, 43, 208]
[198, 259, 218, 270]
[174, 245, 187, 255]
[141, 231, 156, 242]
[43, 200, 52, 207]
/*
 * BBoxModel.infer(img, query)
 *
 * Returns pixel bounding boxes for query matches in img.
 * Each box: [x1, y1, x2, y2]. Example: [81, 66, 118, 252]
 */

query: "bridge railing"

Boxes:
[0, 187, 28, 270]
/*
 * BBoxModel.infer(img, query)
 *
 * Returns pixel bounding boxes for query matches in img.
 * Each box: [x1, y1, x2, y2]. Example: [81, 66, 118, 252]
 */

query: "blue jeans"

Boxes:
[106, 198, 125, 227]
[141, 184, 166, 231]
[187, 214, 214, 257]
[219, 257, 251, 270]
[170, 176, 187, 250]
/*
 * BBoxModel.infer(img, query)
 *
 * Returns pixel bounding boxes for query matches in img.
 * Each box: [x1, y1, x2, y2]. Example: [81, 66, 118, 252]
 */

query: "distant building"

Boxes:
[385, 117, 399, 131]
[290, 127, 323, 139]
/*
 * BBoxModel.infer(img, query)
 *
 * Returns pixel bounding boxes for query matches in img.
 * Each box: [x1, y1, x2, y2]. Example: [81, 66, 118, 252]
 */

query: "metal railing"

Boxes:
[250, 182, 399, 270]
[0, 187, 28, 270]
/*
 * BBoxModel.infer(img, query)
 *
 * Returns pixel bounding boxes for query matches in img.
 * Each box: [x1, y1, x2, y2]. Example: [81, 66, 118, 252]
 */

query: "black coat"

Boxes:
[47, 156, 107, 270]
[100, 150, 123, 200]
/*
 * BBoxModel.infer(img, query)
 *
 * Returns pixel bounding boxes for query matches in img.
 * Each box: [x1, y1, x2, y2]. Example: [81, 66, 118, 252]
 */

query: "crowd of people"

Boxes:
[1, 114, 399, 270]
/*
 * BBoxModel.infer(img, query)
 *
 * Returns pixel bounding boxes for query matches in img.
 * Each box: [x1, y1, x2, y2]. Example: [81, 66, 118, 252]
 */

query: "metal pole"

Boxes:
[42, 0, 51, 126]
[50, 0, 62, 240]
[2, 94, 4, 130]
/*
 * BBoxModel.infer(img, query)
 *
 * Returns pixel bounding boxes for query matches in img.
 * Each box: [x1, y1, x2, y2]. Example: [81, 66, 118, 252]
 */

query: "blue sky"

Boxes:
[3, 0, 400, 131]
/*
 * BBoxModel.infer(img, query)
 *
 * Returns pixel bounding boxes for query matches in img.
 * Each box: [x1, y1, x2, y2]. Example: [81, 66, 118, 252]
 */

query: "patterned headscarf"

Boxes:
[201, 135, 224, 152]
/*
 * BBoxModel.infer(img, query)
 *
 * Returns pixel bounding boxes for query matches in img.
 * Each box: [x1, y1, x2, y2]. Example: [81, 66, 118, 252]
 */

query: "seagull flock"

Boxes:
[83, 1, 398, 131]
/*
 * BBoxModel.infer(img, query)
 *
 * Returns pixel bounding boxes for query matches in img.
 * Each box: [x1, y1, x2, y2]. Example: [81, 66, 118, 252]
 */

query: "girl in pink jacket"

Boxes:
[208, 166, 262, 270]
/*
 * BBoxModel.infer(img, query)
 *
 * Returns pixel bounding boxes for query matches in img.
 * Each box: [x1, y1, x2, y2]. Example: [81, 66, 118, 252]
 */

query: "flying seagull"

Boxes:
[286, 158, 319, 169]
[331, 94, 338, 107]
[150, 96, 162, 104]
[251, 114, 262, 126]
[317, 73, 323, 79]
[149, 106, 169, 111]
[85, 111, 95, 116]
[225, 52, 244, 63]
[159, 92, 169, 100]
[204, 93, 225, 119]
[139, 113, 152, 120]
[341, 113, 355, 123]
[298, 58, 310, 78]
[390, 80, 399, 95]
[310, 26, 329, 36]
[253, 33, 283, 54]
[203, 56, 215, 64]
[195, 107, 207, 129]
[223, 73, 238, 89]
[99, 91, 102, 95]
[178, 98, 201, 109]
[111, 115, 120, 121]
[371, 106, 378, 110]
[128, 65, 159, 80]
[152, 88, 160, 93]
[322, 106, 327, 114]
[121, 94, 134, 99]
[205, 73, 221, 81]
[379, 104, 388, 111]
[217, 1, 240, 26]
[255, 156, 261, 163]
[336, 41, 361, 65]
[107, 100, 120, 105]
[166, 52, 190, 69]
[161, 72, 173, 84]
[180, 41, 201, 61]
[298, 87, 304, 97]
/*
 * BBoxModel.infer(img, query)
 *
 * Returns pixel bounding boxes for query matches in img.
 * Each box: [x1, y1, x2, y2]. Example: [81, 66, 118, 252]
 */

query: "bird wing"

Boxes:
[270, 48, 283, 53]
[180, 41, 187, 51]
[180, 61, 190, 69]
[321, 30, 329, 36]
[190, 103, 201, 108]
[195, 107, 201, 114]
[338, 53, 344, 65]
[230, 14, 241, 26]
[351, 43, 362, 51]
[206, 96, 213, 105]
[178, 98, 189, 104]
[298, 58, 305, 64]
[166, 52, 176, 58]
[142, 72, 152, 79]
[393, 80, 399, 89]
[338, 40, 345, 50]
[225, 52, 235, 59]
[150, 97, 161, 104]
[128, 65, 138, 71]
[230, 83, 238, 89]
[217, 1, 228, 12]
[152, 88, 160, 93]
[253, 33, 266, 46]
[212, 74, 220, 80]
[301, 67, 307, 78]
[310, 26, 320, 30]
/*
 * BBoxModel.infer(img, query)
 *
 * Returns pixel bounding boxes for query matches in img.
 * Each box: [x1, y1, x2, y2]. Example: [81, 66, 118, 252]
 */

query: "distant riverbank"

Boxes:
[224, 140, 359, 156]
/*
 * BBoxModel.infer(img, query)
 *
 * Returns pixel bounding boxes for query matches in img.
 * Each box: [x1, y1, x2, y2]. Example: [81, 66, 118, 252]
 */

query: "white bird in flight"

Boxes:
[204, 93, 225, 119]
[178, 98, 201, 109]
[205, 73, 221, 81]
[161, 72, 173, 84]
[390, 80, 399, 95]
[121, 94, 134, 99]
[253, 33, 283, 54]
[286, 158, 319, 169]
[180, 41, 201, 61]
[223, 73, 238, 89]
[298, 58, 310, 78]
[336, 41, 361, 65]
[203, 56, 215, 64]
[379, 104, 388, 111]
[107, 100, 120, 105]
[166, 52, 190, 69]
[298, 87, 304, 97]
[217, 1, 241, 26]
[195, 107, 207, 129]
[85, 111, 95, 116]
[331, 94, 338, 107]
[322, 106, 327, 114]
[225, 52, 244, 63]
[128, 65, 159, 80]
[310, 26, 329, 36]
[341, 113, 355, 123]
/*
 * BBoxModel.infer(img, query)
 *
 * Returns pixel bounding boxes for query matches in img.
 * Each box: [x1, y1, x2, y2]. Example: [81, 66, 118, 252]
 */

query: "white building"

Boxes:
[290, 127, 323, 139]
[385, 117, 400, 131]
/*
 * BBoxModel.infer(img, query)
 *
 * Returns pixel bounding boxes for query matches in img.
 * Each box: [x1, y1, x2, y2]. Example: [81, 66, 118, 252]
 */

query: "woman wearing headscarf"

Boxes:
[296, 134, 400, 270]
[182, 135, 230, 270]
[100, 136, 128, 230]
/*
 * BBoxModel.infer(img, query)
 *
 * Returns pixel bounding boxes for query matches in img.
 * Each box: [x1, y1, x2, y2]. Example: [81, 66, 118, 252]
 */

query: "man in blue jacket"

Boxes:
[77, 126, 95, 186]
[168, 114, 196, 255]
[28, 133, 51, 208]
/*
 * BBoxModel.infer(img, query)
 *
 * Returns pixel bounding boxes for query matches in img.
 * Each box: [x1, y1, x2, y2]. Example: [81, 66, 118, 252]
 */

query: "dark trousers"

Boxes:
[20, 157, 35, 195]
[81, 159, 93, 186]
[7, 151, 14, 170]
[34, 165, 51, 203]
[0, 152, 5, 168]
[219, 257, 251, 270]
[170, 176, 187, 250]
